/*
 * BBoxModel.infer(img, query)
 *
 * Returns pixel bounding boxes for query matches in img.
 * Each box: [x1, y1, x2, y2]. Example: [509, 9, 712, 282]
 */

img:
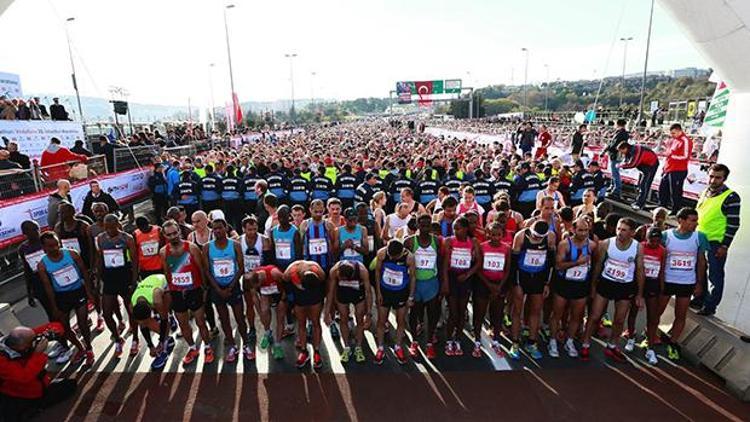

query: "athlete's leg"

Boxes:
[274, 301, 287, 343]
[192, 308, 211, 344]
[670, 296, 691, 343]
[527, 294, 544, 342]
[425, 295, 441, 341]
[626, 300, 638, 336]
[231, 301, 249, 345]
[510, 286, 525, 342]
[645, 296, 660, 346]
[395, 306, 408, 346]
[309, 304, 323, 350]
[582, 294, 609, 344]
[610, 299, 631, 346]
[73, 304, 92, 350]
[175, 311, 195, 347]
[376, 305, 389, 346]
[102, 295, 123, 342]
[408, 301, 424, 339]
[353, 301, 366, 347]
[258, 294, 272, 332]
[472, 294, 489, 341]
[295, 305, 308, 349]
[488, 294, 504, 339]
[566, 299, 587, 341]
[336, 302, 352, 347]
[549, 295, 568, 340]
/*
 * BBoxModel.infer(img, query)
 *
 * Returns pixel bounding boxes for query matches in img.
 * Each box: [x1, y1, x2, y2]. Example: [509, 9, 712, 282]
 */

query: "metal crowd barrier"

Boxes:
[35, 154, 108, 191]
[112, 145, 161, 173]
[0, 168, 38, 199]
[163, 144, 198, 158]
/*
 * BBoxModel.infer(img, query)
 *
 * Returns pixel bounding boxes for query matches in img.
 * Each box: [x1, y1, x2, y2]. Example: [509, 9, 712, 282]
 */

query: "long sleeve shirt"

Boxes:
[664, 133, 693, 173]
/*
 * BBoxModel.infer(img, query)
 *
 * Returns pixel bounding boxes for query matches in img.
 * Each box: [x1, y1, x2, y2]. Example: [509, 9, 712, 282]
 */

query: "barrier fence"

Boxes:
[0, 155, 109, 200]
[112, 145, 161, 173]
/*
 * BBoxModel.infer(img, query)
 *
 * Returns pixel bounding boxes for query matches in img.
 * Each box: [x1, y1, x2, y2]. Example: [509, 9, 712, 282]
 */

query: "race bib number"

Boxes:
[669, 251, 695, 271]
[309, 238, 328, 255]
[604, 258, 631, 283]
[53, 265, 79, 287]
[450, 248, 472, 269]
[103, 249, 125, 268]
[140, 241, 159, 257]
[275, 241, 292, 260]
[415, 248, 437, 270]
[483, 252, 506, 272]
[339, 279, 360, 290]
[260, 285, 279, 295]
[367, 236, 374, 253]
[25, 250, 45, 272]
[343, 240, 361, 258]
[382, 267, 404, 287]
[212, 259, 235, 278]
[61, 238, 81, 253]
[523, 249, 546, 267]
[565, 264, 589, 281]
[172, 272, 193, 287]
[244, 255, 261, 271]
[644, 256, 661, 278]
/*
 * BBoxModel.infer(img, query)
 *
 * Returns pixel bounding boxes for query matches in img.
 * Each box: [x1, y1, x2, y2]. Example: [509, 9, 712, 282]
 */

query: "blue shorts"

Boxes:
[414, 277, 439, 303]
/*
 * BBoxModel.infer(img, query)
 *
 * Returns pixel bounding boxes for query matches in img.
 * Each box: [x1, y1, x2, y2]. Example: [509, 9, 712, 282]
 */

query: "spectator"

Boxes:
[49, 98, 69, 121]
[148, 162, 169, 223]
[0, 149, 21, 170]
[617, 141, 659, 211]
[602, 119, 629, 200]
[0, 98, 17, 120]
[693, 164, 741, 317]
[70, 140, 93, 157]
[34, 97, 50, 119]
[659, 123, 693, 214]
[81, 180, 120, 220]
[570, 124, 586, 162]
[0, 326, 77, 421]
[29, 98, 43, 120]
[47, 179, 72, 228]
[7, 141, 31, 169]
[15, 99, 31, 120]
[39, 138, 87, 168]
[95, 135, 118, 172]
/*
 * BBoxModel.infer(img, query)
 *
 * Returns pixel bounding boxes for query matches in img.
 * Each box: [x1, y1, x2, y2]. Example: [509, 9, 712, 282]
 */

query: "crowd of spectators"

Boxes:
[0, 97, 70, 121]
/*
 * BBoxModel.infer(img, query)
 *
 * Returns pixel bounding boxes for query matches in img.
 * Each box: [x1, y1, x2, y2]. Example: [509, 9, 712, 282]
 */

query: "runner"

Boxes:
[581, 217, 645, 362]
[239, 215, 272, 355]
[337, 208, 369, 264]
[374, 239, 416, 364]
[94, 214, 138, 358]
[133, 216, 165, 279]
[161, 220, 213, 365]
[202, 218, 250, 362]
[434, 196, 458, 238]
[382, 202, 411, 242]
[130, 274, 176, 369]
[283, 260, 327, 369]
[245, 265, 286, 360]
[475, 221, 511, 357]
[326, 260, 372, 363]
[549, 217, 596, 358]
[37, 232, 95, 366]
[639, 227, 666, 365]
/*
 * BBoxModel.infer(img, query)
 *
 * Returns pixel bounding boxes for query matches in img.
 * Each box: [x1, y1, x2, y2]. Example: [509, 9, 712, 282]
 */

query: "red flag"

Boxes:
[232, 93, 243, 126]
[415, 81, 433, 106]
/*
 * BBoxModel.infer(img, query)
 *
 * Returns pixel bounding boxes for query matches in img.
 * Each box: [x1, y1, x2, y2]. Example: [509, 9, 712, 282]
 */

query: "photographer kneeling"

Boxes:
[0, 326, 76, 421]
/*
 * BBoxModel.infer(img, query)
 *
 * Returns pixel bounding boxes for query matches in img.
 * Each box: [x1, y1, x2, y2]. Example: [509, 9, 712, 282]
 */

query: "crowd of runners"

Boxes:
[17, 119, 738, 371]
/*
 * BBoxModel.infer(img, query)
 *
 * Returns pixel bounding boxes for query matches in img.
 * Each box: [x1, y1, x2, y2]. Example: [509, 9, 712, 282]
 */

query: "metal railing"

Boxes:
[34, 154, 108, 191]
[0, 168, 38, 199]
[112, 145, 160, 173]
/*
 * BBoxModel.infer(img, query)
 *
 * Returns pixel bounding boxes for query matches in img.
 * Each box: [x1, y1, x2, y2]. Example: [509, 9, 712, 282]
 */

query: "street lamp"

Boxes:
[619, 36, 633, 107]
[311, 71, 316, 109]
[521, 48, 529, 109]
[544, 64, 550, 111]
[64, 17, 85, 131]
[223, 4, 237, 125]
[285, 53, 298, 122]
[208, 63, 216, 130]
[638, 0, 655, 125]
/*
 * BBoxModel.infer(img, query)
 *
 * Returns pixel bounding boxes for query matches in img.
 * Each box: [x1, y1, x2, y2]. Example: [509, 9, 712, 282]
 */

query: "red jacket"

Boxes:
[664, 133, 693, 173]
[0, 350, 50, 399]
[621, 145, 659, 169]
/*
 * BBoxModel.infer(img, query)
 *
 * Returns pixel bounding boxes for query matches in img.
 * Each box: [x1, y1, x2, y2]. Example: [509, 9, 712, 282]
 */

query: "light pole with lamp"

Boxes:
[285, 53, 297, 122]
[638, 0, 655, 126]
[208, 63, 217, 131]
[223, 4, 238, 127]
[64, 17, 86, 135]
[544, 64, 550, 111]
[521, 48, 529, 109]
[619, 36, 633, 107]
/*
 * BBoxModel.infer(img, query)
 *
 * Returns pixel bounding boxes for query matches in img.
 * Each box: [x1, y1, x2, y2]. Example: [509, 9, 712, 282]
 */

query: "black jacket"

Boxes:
[82, 191, 120, 220]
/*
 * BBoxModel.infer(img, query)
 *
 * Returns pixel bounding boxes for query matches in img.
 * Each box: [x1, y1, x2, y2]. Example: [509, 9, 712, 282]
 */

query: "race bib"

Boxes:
[450, 248, 472, 269]
[212, 259, 235, 278]
[172, 272, 193, 287]
[523, 249, 546, 267]
[382, 267, 404, 287]
[53, 265, 79, 287]
[309, 238, 328, 255]
[275, 241, 292, 260]
[61, 238, 81, 253]
[260, 285, 279, 295]
[140, 241, 159, 257]
[339, 279, 360, 289]
[644, 256, 661, 278]
[367, 236, 375, 253]
[565, 264, 589, 281]
[244, 255, 261, 271]
[25, 250, 45, 272]
[483, 252, 506, 272]
[103, 249, 125, 268]
[604, 258, 631, 283]
[669, 251, 695, 271]
[415, 248, 437, 270]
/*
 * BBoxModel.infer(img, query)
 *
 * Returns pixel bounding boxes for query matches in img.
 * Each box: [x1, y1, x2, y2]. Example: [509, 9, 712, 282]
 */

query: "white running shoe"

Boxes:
[55, 347, 75, 364]
[564, 338, 579, 358]
[47, 342, 66, 359]
[624, 338, 636, 353]
[548, 339, 560, 358]
[645, 349, 658, 365]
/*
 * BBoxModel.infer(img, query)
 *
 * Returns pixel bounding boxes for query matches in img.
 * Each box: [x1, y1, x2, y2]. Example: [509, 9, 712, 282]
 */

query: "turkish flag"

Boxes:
[415, 81, 433, 106]
[232, 93, 243, 126]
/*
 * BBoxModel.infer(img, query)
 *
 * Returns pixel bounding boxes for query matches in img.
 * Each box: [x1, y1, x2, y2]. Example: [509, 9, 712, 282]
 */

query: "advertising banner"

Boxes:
[0, 72, 22, 98]
[0, 120, 84, 160]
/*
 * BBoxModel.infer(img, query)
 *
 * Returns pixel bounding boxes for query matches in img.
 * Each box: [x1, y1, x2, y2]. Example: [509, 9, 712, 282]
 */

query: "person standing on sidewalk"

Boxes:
[602, 119, 629, 200]
[692, 164, 741, 317]
[659, 124, 693, 213]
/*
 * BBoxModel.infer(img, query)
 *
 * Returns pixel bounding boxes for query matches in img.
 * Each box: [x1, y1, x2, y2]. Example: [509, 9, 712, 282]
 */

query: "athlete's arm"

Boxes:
[590, 240, 608, 294]
[37, 261, 60, 319]
[126, 234, 139, 284]
[327, 221, 338, 259]
[81, 224, 94, 267]
[634, 243, 645, 307]
[374, 248, 385, 301]
[406, 252, 416, 303]
[555, 239, 574, 271]
[70, 250, 93, 300]
[381, 215, 391, 241]
[293, 231, 303, 261]
[190, 243, 208, 288]
[357, 226, 369, 256]
[360, 263, 372, 312]
[464, 238, 482, 279]
[160, 247, 171, 285]
[325, 265, 338, 317]
[230, 240, 244, 290]
[440, 237, 451, 287]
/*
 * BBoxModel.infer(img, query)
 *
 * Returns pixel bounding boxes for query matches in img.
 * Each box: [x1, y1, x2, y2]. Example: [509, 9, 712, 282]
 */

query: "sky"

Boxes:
[0, 0, 707, 107]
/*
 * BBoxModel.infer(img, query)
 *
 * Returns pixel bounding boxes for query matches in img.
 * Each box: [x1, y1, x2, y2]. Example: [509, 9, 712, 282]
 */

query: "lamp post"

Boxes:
[544, 64, 550, 111]
[521, 48, 529, 109]
[285, 53, 298, 122]
[311, 71, 316, 110]
[638, 0, 655, 125]
[208, 63, 216, 131]
[619, 36, 633, 107]
[64, 17, 85, 132]
[223, 4, 237, 125]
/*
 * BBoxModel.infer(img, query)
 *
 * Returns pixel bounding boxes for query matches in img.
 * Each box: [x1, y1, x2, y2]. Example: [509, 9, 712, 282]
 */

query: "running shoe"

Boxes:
[329, 323, 340, 340]
[472, 341, 482, 358]
[260, 332, 272, 350]
[374, 348, 385, 365]
[129, 340, 139, 357]
[425, 343, 437, 360]
[453, 341, 464, 356]
[96, 316, 105, 332]
[525, 343, 543, 360]
[151, 351, 169, 370]
[48, 342, 66, 359]
[408, 342, 419, 358]
[204, 346, 215, 364]
[169, 314, 178, 333]
[444, 341, 456, 357]
[165, 337, 175, 354]
[354, 346, 366, 363]
[272, 345, 284, 360]
[645, 349, 658, 365]
[114, 338, 125, 358]
[224, 345, 239, 363]
[604, 346, 626, 363]
[296, 351, 310, 368]
[183, 348, 200, 365]
[601, 314, 613, 327]
[548, 339, 559, 358]
[564, 338, 578, 358]
[56, 347, 74, 364]
[508, 343, 521, 360]
[85, 349, 95, 366]
[394, 346, 407, 365]
[639, 338, 650, 349]
[244, 344, 256, 360]
[340, 347, 351, 363]
[503, 314, 512, 327]
[540, 326, 551, 341]
[580, 345, 590, 361]
[666, 344, 681, 361]
[313, 351, 323, 369]
[491, 341, 504, 357]
[624, 338, 636, 353]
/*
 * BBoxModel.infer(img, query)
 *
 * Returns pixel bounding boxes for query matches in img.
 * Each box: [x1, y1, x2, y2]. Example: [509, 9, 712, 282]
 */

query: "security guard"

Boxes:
[289, 169, 311, 208]
[266, 162, 288, 204]
[175, 170, 200, 220]
[200, 164, 222, 212]
[221, 165, 243, 230]
[312, 166, 335, 202]
[335, 164, 358, 210]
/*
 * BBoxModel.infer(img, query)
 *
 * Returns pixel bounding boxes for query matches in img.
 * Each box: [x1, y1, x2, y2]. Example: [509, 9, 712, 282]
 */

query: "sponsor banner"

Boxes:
[425, 127, 708, 200]
[0, 72, 22, 97]
[0, 168, 150, 248]
[0, 120, 84, 160]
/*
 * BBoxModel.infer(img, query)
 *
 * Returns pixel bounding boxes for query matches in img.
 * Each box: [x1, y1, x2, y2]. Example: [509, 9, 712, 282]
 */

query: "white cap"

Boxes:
[208, 209, 225, 221]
